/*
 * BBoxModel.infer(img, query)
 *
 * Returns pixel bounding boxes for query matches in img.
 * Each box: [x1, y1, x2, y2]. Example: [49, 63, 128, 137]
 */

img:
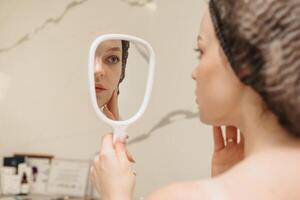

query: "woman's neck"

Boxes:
[235, 88, 298, 157]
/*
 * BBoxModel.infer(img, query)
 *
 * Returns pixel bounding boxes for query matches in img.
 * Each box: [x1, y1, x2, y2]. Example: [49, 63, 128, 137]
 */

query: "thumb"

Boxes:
[125, 147, 135, 163]
[118, 134, 136, 163]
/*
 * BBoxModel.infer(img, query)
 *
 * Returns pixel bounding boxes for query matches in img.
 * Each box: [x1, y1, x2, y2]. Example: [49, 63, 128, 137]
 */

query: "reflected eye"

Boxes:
[194, 48, 203, 60]
[105, 55, 121, 65]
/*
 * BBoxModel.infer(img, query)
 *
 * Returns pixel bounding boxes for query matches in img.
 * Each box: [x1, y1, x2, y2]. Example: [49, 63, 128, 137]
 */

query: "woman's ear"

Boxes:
[218, 46, 238, 81]
[237, 64, 252, 79]
[218, 45, 231, 70]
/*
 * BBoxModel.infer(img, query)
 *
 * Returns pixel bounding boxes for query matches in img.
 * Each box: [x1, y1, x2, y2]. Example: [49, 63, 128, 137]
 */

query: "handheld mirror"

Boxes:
[88, 34, 155, 142]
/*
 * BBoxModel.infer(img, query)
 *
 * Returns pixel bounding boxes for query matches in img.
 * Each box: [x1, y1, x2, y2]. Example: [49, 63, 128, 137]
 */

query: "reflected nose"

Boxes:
[94, 60, 105, 79]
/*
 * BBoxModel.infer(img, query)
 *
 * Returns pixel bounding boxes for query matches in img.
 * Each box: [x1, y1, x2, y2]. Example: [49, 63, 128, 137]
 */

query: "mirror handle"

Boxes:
[112, 124, 128, 143]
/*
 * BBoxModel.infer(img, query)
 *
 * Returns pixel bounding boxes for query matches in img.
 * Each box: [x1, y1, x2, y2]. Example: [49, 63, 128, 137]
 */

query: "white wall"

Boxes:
[0, 0, 213, 198]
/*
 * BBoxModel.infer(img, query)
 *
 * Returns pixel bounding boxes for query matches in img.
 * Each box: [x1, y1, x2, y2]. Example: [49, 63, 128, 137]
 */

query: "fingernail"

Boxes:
[120, 134, 128, 143]
[129, 153, 135, 163]
[130, 157, 136, 163]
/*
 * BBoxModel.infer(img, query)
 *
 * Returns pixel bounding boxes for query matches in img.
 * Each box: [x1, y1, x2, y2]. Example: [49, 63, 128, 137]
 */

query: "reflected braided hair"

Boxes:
[209, 0, 300, 137]
[117, 40, 130, 95]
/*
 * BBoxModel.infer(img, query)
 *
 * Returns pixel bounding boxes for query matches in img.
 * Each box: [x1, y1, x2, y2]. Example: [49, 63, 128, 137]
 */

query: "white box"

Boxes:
[47, 159, 90, 197]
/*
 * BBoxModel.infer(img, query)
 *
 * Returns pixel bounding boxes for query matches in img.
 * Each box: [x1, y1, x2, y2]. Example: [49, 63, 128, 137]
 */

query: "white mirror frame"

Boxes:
[88, 34, 155, 142]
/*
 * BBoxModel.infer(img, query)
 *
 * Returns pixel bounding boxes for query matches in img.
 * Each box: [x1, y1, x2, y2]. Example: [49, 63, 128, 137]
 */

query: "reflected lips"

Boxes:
[95, 84, 107, 94]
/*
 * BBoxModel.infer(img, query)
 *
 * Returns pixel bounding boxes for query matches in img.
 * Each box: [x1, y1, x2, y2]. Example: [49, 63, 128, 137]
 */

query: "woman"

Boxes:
[90, 0, 300, 199]
[94, 40, 129, 120]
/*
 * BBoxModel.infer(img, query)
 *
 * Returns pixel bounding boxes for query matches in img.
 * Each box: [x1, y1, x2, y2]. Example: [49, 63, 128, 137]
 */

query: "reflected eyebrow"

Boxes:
[106, 47, 121, 52]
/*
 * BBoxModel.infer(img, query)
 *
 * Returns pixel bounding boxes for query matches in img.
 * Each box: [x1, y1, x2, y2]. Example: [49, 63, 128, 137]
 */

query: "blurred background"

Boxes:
[0, 0, 212, 198]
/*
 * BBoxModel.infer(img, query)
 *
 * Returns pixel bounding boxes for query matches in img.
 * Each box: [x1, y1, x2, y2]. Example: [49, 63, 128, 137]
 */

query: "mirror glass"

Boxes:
[93, 39, 149, 121]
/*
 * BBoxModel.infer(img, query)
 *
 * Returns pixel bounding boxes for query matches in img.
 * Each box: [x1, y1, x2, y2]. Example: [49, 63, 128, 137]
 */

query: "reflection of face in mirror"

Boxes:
[94, 40, 130, 120]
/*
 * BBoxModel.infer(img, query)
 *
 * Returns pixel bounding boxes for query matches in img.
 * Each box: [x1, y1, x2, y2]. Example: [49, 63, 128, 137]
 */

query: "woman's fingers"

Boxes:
[115, 141, 129, 163]
[90, 167, 96, 186]
[90, 167, 102, 194]
[213, 126, 225, 152]
[239, 131, 245, 146]
[125, 147, 135, 163]
[99, 133, 135, 163]
[107, 89, 119, 120]
[100, 133, 114, 155]
[103, 89, 119, 120]
[119, 133, 129, 143]
[118, 134, 135, 163]
[225, 126, 237, 146]
[103, 106, 117, 120]
[213, 126, 241, 150]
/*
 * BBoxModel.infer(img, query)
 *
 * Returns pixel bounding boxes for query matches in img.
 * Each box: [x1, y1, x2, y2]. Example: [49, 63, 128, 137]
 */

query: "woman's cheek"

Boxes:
[197, 66, 214, 96]
[198, 72, 224, 114]
[107, 71, 119, 90]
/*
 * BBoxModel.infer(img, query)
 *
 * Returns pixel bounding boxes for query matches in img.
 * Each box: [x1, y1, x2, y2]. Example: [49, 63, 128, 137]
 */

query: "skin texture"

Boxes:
[94, 40, 122, 120]
[90, 6, 300, 200]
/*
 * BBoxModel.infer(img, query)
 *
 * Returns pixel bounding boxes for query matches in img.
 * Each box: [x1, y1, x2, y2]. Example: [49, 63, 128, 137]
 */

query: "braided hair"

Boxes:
[209, 0, 300, 137]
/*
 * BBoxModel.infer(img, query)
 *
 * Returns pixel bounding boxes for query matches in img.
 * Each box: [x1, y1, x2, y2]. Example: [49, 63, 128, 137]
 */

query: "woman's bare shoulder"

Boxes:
[216, 148, 300, 199]
[144, 148, 300, 200]
[144, 179, 225, 200]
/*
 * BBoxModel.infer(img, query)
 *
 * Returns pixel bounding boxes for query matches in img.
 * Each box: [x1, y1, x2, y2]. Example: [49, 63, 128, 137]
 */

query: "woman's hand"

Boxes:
[90, 133, 136, 200]
[103, 89, 119, 120]
[211, 126, 244, 177]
